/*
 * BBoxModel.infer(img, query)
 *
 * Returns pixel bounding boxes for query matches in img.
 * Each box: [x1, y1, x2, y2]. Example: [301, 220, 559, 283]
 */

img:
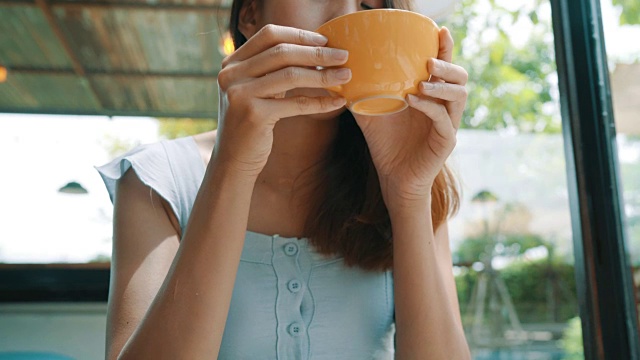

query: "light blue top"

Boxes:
[95, 136, 396, 360]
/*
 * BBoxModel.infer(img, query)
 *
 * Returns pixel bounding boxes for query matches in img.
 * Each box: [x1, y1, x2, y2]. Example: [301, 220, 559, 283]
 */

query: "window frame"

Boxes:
[2, 1, 640, 359]
[550, 0, 640, 357]
[0, 264, 108, 302]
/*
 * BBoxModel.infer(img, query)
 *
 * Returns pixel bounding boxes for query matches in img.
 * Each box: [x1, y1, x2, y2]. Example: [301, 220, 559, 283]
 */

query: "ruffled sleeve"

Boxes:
[94, 141, 182, 230]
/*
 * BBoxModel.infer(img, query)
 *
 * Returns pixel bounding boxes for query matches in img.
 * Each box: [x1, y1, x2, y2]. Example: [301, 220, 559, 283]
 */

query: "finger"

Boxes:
[227, 44, 349, 81]
[249, 67, 352, 98]
[419, 82, 467, 102]
[429, 26, 455, 83]
[438, 26, 455, 63]
[448, 99, 465, 130]
[261, 96, 347, 119]
[407, 94, 457, 137]
[429, 75, 444, 83]
[419, 82, 467, 126]
[222, 25, 328, 67]
[428, 58, 469, 85]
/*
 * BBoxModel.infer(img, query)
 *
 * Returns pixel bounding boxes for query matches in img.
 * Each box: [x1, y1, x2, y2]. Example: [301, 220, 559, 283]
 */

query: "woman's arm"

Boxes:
[352, 26, 470, 358]
[105, 169, 180, 359]
[390, 201, 471, 360]
[108, 24, 351, 359]
[109, 162, 257, 360]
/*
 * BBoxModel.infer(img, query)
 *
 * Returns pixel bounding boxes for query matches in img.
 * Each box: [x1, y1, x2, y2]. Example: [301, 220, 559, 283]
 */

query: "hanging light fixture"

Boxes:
[58, 181, 88, 194]
[471, 190, 499, 204]
[0, 66, 7, 83]
[218, 30, 235, 56]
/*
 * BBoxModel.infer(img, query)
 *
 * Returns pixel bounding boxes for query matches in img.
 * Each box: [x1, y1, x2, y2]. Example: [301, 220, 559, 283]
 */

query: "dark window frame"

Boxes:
[551, 0, 640, 358]
[2, 0, 640, 358]
[0, 264, 109, 302]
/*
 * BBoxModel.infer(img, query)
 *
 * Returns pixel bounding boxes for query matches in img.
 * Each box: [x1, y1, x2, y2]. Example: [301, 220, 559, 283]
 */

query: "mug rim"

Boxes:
[315, 8, 438, 33]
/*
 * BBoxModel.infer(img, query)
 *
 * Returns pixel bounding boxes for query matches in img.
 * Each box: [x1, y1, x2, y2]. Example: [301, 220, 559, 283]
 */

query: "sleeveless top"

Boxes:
[95, 136, 396, 360]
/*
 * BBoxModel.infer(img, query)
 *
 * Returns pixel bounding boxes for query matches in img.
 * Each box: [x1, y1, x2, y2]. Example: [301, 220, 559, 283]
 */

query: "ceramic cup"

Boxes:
[316, 9, 440, 116]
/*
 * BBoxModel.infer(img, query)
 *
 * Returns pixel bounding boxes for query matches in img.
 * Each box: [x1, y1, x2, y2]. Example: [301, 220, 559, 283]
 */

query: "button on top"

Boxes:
[283, 242, 298, 256]
[288, 322, 303, 337]
[287, 279, 302, 293]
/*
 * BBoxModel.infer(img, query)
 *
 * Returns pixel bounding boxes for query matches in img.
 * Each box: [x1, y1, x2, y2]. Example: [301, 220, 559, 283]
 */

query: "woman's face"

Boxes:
[237, 0, 387, 114]
[255, 0, 386, 31]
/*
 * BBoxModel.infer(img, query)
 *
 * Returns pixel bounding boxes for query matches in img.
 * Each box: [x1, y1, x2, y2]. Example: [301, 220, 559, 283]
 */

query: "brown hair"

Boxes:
[228, 0, 460, 271]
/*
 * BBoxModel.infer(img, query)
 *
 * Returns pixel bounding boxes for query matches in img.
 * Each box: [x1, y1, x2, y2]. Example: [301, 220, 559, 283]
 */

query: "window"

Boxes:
[0, 0, 638, 357]
[440, 0, 578, 356]
[599, 0, 640, 327]
[0, 115, 158, 264]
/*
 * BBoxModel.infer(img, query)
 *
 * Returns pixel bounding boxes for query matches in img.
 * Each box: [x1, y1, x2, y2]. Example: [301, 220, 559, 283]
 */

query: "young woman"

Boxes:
[97, 0, 470, 358]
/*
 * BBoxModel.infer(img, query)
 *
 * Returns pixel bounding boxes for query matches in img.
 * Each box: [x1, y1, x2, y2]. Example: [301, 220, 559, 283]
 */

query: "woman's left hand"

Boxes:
[353, 27, 467, 211]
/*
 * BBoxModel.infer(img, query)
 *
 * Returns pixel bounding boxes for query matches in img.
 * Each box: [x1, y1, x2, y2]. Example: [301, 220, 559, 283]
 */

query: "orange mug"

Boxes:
[316, 9, 440, 116]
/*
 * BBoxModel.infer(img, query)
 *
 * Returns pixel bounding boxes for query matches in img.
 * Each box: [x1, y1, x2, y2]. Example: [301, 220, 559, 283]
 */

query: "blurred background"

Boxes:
[0, 0, 638, 359]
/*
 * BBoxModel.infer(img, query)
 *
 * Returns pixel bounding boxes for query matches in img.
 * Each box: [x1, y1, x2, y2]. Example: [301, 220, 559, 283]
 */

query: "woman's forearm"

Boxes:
[390, 198, 471, 360]
[118, 160, 258, 359]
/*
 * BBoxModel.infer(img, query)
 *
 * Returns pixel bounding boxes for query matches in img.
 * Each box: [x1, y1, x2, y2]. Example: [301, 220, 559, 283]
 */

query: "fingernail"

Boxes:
[332, 49, 349, 61]
[422, 82, 435, 91]
[332, 97, 346, 107]
[407, 94, 419, 102]
[312, 33, 329, 45]
[431, 58, 440, 70]
[335, 68, 351, 80]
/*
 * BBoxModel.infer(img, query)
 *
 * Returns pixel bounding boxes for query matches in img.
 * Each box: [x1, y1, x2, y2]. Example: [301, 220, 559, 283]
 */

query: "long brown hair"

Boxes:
[228, 0, 460, 271]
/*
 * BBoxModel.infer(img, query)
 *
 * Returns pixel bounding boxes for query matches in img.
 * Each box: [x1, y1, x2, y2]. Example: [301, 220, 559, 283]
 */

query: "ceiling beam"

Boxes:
[0, 0, 231, 12]
[6, 66, 220, 79]
[52, 1, 231, 13]
[0, 107, 217, 119]
[34, 0, 105, 109]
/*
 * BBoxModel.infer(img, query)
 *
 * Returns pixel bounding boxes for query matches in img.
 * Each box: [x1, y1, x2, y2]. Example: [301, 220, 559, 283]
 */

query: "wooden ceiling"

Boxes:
[0, 0, 232, 118]
[2, 0, 638, 133]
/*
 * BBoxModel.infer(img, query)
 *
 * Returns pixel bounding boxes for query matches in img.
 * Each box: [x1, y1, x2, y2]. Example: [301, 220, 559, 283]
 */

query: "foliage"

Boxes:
[501, 258, 577, 320]
[559, 316, 584, 359]
[455, 193, 577, 324]
[157, 118, 217, 140]
[454, 233, 551, 264]
[458, 198, 550, 261]
[456, 258, 579, 324]
[455, 269, 478, 319]
[613, 0, 640, 25]
[441, 0, 560, 133]
[88, 254, 111, 263]
[471, 189, 499, 202]
[99, 134, 141, 159]
[440, 0, 640, 132]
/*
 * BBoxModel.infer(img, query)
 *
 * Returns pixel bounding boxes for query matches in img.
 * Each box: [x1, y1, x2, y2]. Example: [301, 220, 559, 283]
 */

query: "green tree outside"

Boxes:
[157, 118, 217, 139]
[441, 0, 560, 133]
[613, 0, 640, 25]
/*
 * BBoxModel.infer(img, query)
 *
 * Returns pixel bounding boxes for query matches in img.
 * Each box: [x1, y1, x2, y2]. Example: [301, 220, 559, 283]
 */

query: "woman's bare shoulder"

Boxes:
[191, 130, 217, 166]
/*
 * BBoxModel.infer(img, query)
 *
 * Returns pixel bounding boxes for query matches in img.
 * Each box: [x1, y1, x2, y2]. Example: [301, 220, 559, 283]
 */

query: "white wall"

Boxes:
[0, 303, 107, 360]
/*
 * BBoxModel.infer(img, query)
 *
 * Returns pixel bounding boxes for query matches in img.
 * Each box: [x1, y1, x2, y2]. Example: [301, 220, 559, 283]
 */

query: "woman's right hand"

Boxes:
[212, 24, 352, 179]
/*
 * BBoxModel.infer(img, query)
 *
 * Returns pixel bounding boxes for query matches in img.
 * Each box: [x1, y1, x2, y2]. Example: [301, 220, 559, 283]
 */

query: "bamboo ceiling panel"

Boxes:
[0, 73, 99, 111]
[89, 75, 218, 117]
[0, 0, 231, 118]
[0, 7, 74, 68]
[53, 7, 225, 72]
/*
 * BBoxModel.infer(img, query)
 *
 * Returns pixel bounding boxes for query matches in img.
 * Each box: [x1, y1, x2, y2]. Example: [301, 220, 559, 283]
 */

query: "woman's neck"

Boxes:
[256, 114, 340, 196]
[248, 113, 341, 237]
